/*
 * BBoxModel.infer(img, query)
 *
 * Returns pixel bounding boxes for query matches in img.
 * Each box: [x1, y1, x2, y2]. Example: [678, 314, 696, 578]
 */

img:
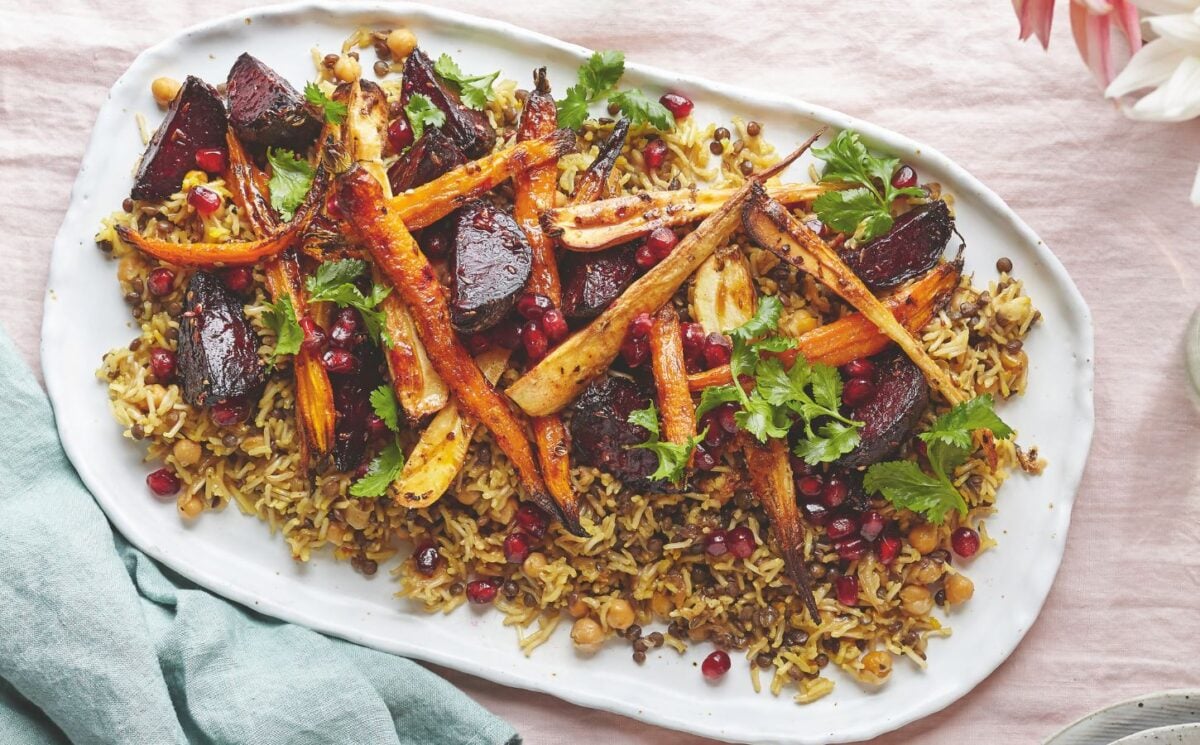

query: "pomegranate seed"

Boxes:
[194, 147, 228, 174]
[835, 537, 867, 562]
[701, 650, 731, 680]
[321, 348, 359, 374]
[715, 402, 739, 434]
[645, 227, 678, 259]
[325, 191, 345, 221]
[146, 467, 180, 497]
[387, 116, 414, 152]
[620, 334, 649, 367]
[330, 309, 362, 349]
[521, 320, 549, 361]
[826, 515, 858, 541]
[659, 92, 694, 120]
[877, 534, 902, 564]
[797, 474, 824, 497]
[842, 358, 875, 378]
[803, 217, 828, 238]
[801, 501, 830, 525]
[700, 414, 729, 448]
[681, 323, 706, 361]
[693, 444, 717, 471]
[465, 332, 491, 355]
[210, 398, 249, 427]
[541, 309, 569, 344]
[516, 293, 553, 321]
[727, 526, 756, 559]
[187, 185, 221, 216]
[704, 529, 729, 556]
[299, 317, 326, 353]
[951, 527, 980, 558]
[836, 574, 860, 606]
[414, 541, 440, 575]
[367, 414, 390, 438]
[489, 319, 521, 349]
[703, 333, 732, 368]
[891, 164, 918, 190]
[790, 454, 813, 476]
[466, 579, 498, 604]
[821, 477, 848, 508]
[353, 461, 373, 479]
[146, 267, 175, 297]
[420, 222, 452, 258]
[860, 511, 886, 542]
[148, 347, 177, 381]
[628, 313, 653, 339]
[515, 503, 549, 539]
[634, 243, 658, 269]
[643, 138, 668, 170]
[842, 377, 876, 407]
[504, 531, 532, 563]
[222, 266, 254, 295]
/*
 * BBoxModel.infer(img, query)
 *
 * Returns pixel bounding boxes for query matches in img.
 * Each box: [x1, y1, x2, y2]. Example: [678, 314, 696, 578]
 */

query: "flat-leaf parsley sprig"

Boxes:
[811, 129, 926, 243]
[627, 401, 707, 485]
[350, 385, 406, 498]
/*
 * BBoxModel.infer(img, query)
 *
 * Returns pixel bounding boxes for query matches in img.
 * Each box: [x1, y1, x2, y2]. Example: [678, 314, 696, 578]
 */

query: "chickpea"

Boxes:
[179, 496, 204, 518]
[911, 557, 944, 585]
[566, 592, 589, 618]
[570, 617, 605, 648]
[522, 551, 547, 580]
[333, 55, 361, 82]
[944, 572, 975, 605]
[900, 585, 934, 616]
[172, 439, 202, 467]
[861, 650, 893, 683]
[908, 523, 939, 555]
[151, 77, 181, 107]
[650, 591, 673, 619]
[386, 27, 418, 60]
[607, 599, 636, 630]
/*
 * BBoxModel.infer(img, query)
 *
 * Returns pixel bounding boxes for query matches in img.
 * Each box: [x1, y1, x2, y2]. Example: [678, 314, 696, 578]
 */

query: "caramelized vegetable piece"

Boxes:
[841, 200, 954, 291]
[687, 259, 961, 390]
[450, 200, 533, 333]
[388, 129, 575, 230]
[560, 246, 638, 320]
[387, 126, 468, 194]
[336, 166, 552, 510]
[544, 182, 839, 251]
[689, 245, 756, 334]
[176, 271, 265, 406]
[223, 130, 276, 231]
[132, 76, 227, 200]
[401, 48, 496, 157]
[742, 436, 820, 620]
[837, 350, 929, 468]
[742, 184, 965, 405]
[649, 305, 697, 448]
[226, 53, 321, 151]
[568, 375, 662, 491]
[570, 118, 630, 204]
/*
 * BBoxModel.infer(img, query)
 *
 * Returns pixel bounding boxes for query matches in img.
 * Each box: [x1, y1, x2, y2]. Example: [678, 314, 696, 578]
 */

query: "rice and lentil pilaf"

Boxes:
[95, 26, 1044, 702]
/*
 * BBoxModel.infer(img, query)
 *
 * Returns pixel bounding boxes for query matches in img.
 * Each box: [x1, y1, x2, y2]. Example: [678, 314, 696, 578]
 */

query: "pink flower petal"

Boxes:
[1112, 0, 1144, 51]
[1072, 1, 1118, 83]
[1016, 0, 1057, 48]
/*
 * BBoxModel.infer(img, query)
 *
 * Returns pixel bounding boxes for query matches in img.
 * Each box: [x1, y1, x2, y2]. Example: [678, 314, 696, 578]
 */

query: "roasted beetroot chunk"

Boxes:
[560, 245, 638, 320]
[131, 77, 227, 201]
[226, 53, 322, 152]
[837, 350, 929, 468]
[401, 48, 496, 158]
[177, 271, 265, 407]
[387, 126, 468, 193]
[450, 200, 532, 333]
[568, 375, 663, 490]
[840, 200, 953, 291]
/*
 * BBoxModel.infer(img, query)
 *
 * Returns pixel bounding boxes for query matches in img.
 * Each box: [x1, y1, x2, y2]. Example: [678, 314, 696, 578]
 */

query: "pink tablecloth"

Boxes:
[3, 1, 1199, 742]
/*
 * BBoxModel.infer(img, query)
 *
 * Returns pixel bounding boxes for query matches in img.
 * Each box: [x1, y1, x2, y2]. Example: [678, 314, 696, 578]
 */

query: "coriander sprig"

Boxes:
[350, 385, 406, 498]
[265, 148, 314, 222]
[627, 401, 706, 485]
[556, 50, 673, 131]
[305, 259, 394, 349]
[304, 82, 347, 125]
[433, 53, 499, 110]
[811, 130, 926, 242]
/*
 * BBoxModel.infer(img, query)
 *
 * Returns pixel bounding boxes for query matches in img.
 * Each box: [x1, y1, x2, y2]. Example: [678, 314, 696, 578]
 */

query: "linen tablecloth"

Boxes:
[2, 1, 1198, 742]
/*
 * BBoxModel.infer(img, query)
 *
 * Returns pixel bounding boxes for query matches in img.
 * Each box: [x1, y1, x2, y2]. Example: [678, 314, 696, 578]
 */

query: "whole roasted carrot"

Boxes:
[649, 305, 697, 449]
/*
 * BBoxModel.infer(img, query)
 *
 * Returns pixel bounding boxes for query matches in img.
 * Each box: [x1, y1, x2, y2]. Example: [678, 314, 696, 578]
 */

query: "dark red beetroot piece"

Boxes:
[401, 48, 496, 158]
[225, 53, 322, 152]
[836, 350, 929, 468]
[839, 200, 954, 291]
[177, 271, 265, 407]
[560, 245, 638, 320]
[450, 200, 532, 334]
[330, 343, 384, 472]
[387, 126, 468, 194]
[131, 77, 227, 201]
[567, 375, 663, 491]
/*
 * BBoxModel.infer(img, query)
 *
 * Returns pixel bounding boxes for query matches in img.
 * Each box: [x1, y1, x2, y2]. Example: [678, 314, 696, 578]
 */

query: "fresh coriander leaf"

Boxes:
[751, 336, 797, 354]
[555, 84, 593, 130]
[308, 259, 367, 293]
[919, 395, 1014, 449]
[735, 393, 791, 442]
[864, 460, 966, 524]
[728, 338, 758, 396]
[305, 260, 394, 349]
[625, 402, 704, 484]
[403, 93, 447, 140]
[349, 440, 405, 498]
[812, 188, 891, 237]
[729, 295, 784, 342]
[304, 81, 347, 125]
[579, 50, 625, 96]
[806, 363, 844, 414]
[695, 384, 741, 419]
[753, 357, 794, 407]
[812, 129, 928, 243]
[266, 148, 314, 222]
[262, 295, 304, 360]
[793, 420, 861, 465]
[927, 439, 971, 481]
[627, 402, 661, 438]
[607, 88, 674, 131]
[369, 385, 401, 433]
[433, 53, 499, 109]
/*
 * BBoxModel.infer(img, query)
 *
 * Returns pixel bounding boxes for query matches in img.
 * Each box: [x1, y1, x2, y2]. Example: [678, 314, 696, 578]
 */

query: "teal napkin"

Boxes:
[0, 327, 518, 745]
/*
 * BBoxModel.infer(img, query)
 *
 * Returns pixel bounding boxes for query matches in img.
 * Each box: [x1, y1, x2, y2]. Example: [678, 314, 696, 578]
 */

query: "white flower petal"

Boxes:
[1146, 13, 1200, 50]
[1127, 55, 1200, 120]
[1107, 37, 1190, 96]
[1134, 0, 1200, 14]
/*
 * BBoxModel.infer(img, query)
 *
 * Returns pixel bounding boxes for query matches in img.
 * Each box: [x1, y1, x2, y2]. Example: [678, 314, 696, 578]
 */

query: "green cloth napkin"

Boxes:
[0, 327, 519, 745]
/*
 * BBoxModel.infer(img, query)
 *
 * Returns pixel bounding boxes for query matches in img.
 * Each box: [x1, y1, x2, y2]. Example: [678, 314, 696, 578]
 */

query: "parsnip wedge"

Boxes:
[689, 244, 757, 335]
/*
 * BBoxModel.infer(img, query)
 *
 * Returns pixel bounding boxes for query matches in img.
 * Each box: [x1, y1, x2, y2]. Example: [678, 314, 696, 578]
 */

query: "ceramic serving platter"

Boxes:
[40, 3, 1095, 742]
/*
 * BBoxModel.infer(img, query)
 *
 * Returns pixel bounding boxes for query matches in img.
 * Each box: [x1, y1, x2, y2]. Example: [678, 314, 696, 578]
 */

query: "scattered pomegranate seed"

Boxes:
[414, 541, 441, 575]
[465, 332, 491, 355]
[644, 227, 679, 259]
[704, 529, 729, 556]
[321, 348, 360, 374]
[701, 415, 729, 448]
[826, 515, 859, 541]
[330, 308, 362, 349]
[466, 578, 498, 604]
[367, 414, 390, 438]
[146, 267, 175, 297]
[521, 320, 549, 360]
[387, 116, 414, 152]
[681, 322, 706, 364]
[842, 377, 876, 407]
[194, 147, 228, 174]
[634, 243, 659, 269]
[187, 185, 221, 216]
[643, 138, 668, 170]
[620, 334, 649, 367]
[803, 217, 828, 238]
[516, 293, 553, 321]
[701, 650, 732, 680]
[693, 444, 717, 471]
[836, 574, 860, 606]
[842, 358, 875, 378]
[299, 317, 326, 353]
[659, 92, 694, 120]
[210, 398, 250, 427]
[148, 347, 177, 381]
[515, 503, 549, 539]
[489, 319, 521, 349]
[541, 309, 569, 344]
[325, 191, 345, 221]
[222, 266, 254, 295]
[715, 402, 739, 434]
[801, 501, 830, 525]
[146, 467, 180, 497]
[891, 164, 918, 190]
[629, 313, 653, 339]
[789, 454, 814, 476]
[951, 527, 980, 558]
[703, 333, 732, 368]
[727, 526, 756, 559]
[504, 531, 532, 563]
[877, 534, 902, 564]
[860, 511, 886, 541]
[797, 474, 824, 497]
[821, 476, 848, 508]
[835, 537, 867, 562]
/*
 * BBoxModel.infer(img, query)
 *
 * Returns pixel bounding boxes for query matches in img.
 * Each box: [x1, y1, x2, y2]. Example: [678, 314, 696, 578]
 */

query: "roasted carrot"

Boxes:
[649, 305, 696, 448]
[224, 130, 275, 232]
[336, 166, 551, 510]
[570, 118, 629, 205]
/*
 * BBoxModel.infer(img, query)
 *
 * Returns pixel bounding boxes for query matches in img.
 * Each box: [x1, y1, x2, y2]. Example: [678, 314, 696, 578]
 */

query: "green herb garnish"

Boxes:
[556, 50, 626, 130]
[626, 401, 706, 485]
[262, 294, 304, 362]
[607, 88, 674, 131]
[403, 93, 446, 141]
[305, 259, 393, 348]
[350, 385, 405, 498]
[304, 82, 347, 125]
[433, 54, 499, 110]
[265, 148, 314, 222]
[811, 130, 925, 243]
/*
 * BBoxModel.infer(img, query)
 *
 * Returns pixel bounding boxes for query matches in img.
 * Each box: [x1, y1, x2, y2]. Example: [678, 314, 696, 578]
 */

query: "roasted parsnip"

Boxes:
[689, 244, 757, 335]
[649, 305, 697, 449]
